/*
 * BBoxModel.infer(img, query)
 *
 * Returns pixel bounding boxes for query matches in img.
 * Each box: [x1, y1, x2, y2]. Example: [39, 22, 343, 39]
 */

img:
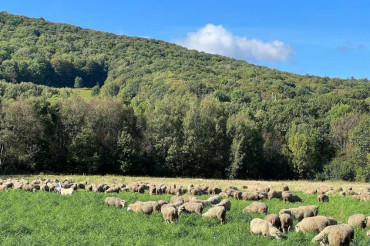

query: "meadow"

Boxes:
[0, 176, 369, 246]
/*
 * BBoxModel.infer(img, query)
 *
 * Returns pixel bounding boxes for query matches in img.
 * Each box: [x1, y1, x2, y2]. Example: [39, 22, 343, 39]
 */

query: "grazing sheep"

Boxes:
[40, 184, 49, 192]
[202, 206, 226, 224]
[0, 184, 8, 191]
[295, 216, 337, 233]
[60, 188, 76, 195]
[318, 187, 333, 195]
[347, 214, 366, 228]
[105, 186, 121, 193]
[13, 182, 23, 190]
[190, 188, 203, 196]
[170, 196, 184, 205]
[312, 224, 354, 246]
[241, 192, 264, 201]
[305, 189, 317, 195]
[250, 218, 282, 239]
[233, 191, 242, 200]
[318, 194, 330, 203]
[268, 190, 282, 200]
[191, 198, 211, 207]
[264, 214, 281, 229]
[280, 213, 293, 233]
[283, 185, 289, 191]
[242, 185, 248, 189]
[214, 199, 231, 211]
[127, 202, 154, 215]
[339, 191, 346, 196]
[367, 216, 370, 227]
[334, 187, 343, 192]
[161, 205, 178, 224]
[243, 201, 268, 215]
[178, 202, 203, 214]
[219, 192, 228, 198]
[207, 195, 222, 205]
[104, 197, 126, 208]
[279, 205, 318, 221]
[282, 191, 304, 203]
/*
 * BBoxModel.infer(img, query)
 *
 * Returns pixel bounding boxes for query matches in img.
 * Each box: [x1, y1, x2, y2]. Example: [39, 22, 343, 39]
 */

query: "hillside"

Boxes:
[0, 12, 368, 181]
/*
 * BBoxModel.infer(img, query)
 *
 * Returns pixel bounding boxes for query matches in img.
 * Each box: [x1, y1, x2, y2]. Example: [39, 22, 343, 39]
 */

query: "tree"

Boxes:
[74, 76, 84, 88]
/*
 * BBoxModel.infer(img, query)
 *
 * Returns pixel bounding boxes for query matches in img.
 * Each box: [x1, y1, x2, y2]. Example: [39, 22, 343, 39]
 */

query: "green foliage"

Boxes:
[74, 76, 84, 88]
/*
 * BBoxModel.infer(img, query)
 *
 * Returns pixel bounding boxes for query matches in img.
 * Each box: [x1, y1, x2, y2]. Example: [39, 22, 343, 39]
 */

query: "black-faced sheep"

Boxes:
[347, 214, 366, 228]
[214, 199, 231, 211]
[104, 197, 126, 208]
[318, 194, 329, 203]
[250, 218, 281, 239]
[264, 214, 281, 229]
[295, 216, 337, 233]
[282, 191, 304, 203]
[283, 185, 289, 191]
[243, 201, 268, 215]
[280, 213, 293, 233]
[312, 224, 354, 246]
[202, 206, 226, 224]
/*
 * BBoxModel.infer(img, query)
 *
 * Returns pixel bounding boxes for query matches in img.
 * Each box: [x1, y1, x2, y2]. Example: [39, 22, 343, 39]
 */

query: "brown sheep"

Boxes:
[250, 218, 282, 239]
[347, 214, 366, 228]
[161, 205, 178, 224]
[282, 191, 304, 203]
[243, 201, 268, 215]
[318, 194, 329, 203]
[214, 199, 231, 211]
[104, 197, 126, 208]
[202, 206, 226, 224]
[268, 190, 282, 200]
[280, 213, 293, 233]
[178, 202, 203, 215]
[241, 192, 264, 201]
[312, 224, 354, 246]
[264, 214, 281, 229]
[295, 216, 337, 233]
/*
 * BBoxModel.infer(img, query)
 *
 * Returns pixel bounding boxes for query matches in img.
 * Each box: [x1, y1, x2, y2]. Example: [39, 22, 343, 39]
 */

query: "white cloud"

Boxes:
[176, 24, 295, 63]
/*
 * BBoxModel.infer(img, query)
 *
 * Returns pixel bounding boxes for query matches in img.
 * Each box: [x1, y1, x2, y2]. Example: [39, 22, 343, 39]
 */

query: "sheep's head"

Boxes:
[269, 227, 282, 239]
[127, 205, 132, 211]
[295, 224, 301, 232]
[119, 200, 126, 208]
[178, 205, 185, 214]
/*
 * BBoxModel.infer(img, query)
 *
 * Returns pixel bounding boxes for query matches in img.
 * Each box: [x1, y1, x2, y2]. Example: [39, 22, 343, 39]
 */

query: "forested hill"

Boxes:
[0, 12, 369, 181]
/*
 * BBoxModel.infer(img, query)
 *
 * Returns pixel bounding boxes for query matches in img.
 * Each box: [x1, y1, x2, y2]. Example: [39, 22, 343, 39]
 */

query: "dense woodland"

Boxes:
[0, 12, 369, 181]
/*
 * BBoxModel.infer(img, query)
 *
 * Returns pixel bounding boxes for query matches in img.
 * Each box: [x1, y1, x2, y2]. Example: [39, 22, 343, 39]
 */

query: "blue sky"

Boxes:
[1, 0, 369, 79]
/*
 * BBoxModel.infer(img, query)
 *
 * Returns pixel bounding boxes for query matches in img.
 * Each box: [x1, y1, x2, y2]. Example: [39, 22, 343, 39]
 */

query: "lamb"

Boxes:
[347, 214, 366, 228]
[268, 190, 282, 200]
[312, 224, 354, 246]
[318, 194, 329, 203]
[59, 187, 76, 195]
[295, 216, 337, 233]
[202, 206, 226, 224]
[250, 218, 282, 239]
[280, 213, 293, 233]
[207, 195, 222, 205]
[104, 197, 126, 208]
[161, 205, 178, 224]
[214, 199, 231, 211]
[243, 201, 268, 215]
[178, 202, 203, 214]
[264, 214, 281, 229]
[282, 191, 304, 203]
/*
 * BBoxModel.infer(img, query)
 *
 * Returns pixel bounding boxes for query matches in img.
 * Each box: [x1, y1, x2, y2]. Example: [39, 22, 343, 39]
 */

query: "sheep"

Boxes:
[280, 213, 293, 233]
[127, 202, 154, 215]
[191, 198, 211, 207]
[40, 184, 49, 192]
[214, 199, 231, 211]
[243, 201, 268, 215]
[312, 224, 354, 246]
[104, 197, 126, 208]
[318, 186, 333, 195]
[207, 195, 222, 205]
[13, 182, 23, 190]
[59, 187, 76, 195]
[178, 202, 203, 214]
[282, 191, 304, 203]
[207, 187, 222, 195]
[219, 192, 228, 198]
[295, 216, 337, 233]
[250, 218, 282, 239]
[190, 188, 203, 196]
[264, 214, 281, 229]
[279, 205, 318, 221]
[347, 214, 366, 228]
[161, 205, 178, 224]
[0, 184, 8, 191]
[367, 216, 370, 227]
[202, 206, 226, 224]
[105, 186, 121, 193]
[233, 191, 242, 200]
[241, 192, 264, 201]
[170, 196, 184, 205]
[305, 188, 317, 195]
[283, 185, 289, 191]
[268, 190, 282, 200]
[318, 194, 329, 203]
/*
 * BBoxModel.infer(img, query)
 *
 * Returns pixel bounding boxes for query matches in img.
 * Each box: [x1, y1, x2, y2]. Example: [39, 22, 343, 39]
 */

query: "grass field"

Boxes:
[0, 176, 369, 246]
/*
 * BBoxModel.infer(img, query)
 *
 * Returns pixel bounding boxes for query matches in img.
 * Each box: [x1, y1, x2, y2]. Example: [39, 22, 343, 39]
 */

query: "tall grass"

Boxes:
[0, 190, 369, 246]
